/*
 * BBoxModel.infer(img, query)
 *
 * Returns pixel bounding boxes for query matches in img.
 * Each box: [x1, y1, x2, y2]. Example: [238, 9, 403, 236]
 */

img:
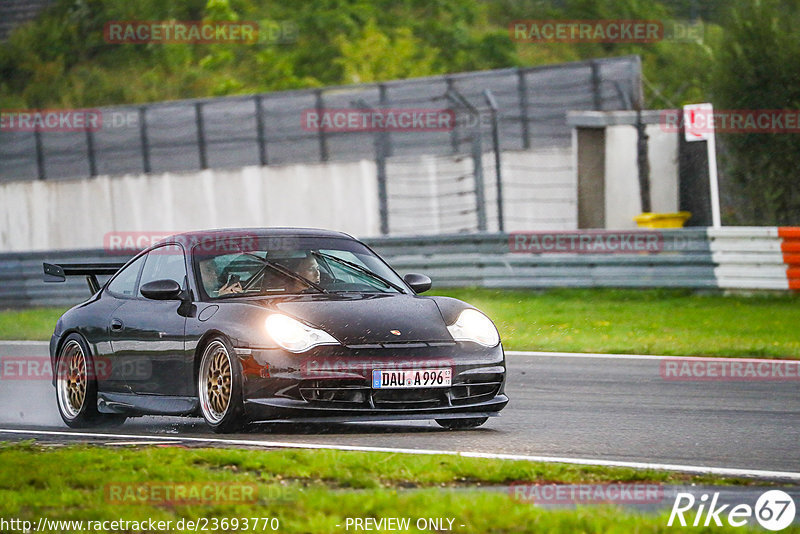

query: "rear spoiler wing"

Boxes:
[43, 262, 127, 294]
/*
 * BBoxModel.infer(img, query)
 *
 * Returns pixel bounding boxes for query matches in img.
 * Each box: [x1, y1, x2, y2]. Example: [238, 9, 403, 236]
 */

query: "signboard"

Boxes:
[684, 103, 713, 142]
[683, 103, 720, 227]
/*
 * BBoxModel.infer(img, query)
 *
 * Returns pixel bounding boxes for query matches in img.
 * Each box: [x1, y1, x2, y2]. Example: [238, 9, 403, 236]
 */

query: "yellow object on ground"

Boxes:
[633, 212, 692, 228]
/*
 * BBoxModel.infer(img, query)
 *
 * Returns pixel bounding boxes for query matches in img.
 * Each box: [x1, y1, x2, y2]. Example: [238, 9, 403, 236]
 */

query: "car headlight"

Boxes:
[446, 309, 500, 347]
[264, 314, 339, 353]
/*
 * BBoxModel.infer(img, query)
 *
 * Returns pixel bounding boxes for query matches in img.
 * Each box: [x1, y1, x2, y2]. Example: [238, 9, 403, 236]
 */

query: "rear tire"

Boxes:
[435, 417, 489, 430]
[55, 334, 126, 428]
[198, 337, 245, 433]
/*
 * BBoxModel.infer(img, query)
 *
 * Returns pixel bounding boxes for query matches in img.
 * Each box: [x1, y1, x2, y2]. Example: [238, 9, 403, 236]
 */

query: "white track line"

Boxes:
[0, 340, 49, 346]
[506, 351, 796, 364]
[105, 441, 183, 446]
[507, 351, 665, 361]
[1, 428, 798, 481]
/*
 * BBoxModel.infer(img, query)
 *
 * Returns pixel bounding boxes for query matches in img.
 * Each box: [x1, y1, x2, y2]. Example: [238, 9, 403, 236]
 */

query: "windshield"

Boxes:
[193, 236, 407, 299]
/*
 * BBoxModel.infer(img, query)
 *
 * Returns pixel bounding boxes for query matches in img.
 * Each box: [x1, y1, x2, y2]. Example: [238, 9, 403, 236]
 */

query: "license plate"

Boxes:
[371, 368, 452, 389]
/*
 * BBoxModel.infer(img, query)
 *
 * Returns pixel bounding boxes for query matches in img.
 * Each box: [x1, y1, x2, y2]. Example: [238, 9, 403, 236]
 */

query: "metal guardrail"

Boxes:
[708, 227, 798, 290]
[368, 230, 718, 289]
[0, 249, 118, 308]
[3, 227, 796, 309]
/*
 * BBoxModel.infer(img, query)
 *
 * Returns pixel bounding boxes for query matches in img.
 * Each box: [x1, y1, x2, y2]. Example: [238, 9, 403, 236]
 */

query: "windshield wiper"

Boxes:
[312, 251, 405, 293]
[242, 253, 327, 293]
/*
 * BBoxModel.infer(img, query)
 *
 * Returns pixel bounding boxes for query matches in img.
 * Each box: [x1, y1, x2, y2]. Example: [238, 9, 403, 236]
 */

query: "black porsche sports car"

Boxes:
[44, 228, 507, 432]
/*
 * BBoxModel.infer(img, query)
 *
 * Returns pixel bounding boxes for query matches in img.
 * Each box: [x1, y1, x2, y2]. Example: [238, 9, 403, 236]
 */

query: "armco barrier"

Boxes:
[368, 229, 718, 289]
[780, 227, 800, 290]
[0, 227, 796, 309]
[0, 249, 116, 308]
[708, 227, 799, 290]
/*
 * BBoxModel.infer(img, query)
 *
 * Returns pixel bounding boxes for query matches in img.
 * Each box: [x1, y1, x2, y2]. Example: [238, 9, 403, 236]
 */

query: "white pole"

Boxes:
[707, 130, 721, 228]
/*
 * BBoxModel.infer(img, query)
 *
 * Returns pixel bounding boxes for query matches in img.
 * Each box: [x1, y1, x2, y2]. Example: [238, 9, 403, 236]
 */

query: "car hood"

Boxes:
[262, 293, 453, 345]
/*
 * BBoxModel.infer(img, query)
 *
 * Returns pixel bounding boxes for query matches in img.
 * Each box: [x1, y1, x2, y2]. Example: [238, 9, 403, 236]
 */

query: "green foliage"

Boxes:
[0, 0, 710, 108]
[0, 0, 515, 107]
[335, 20, 441, 84]
[710, 0, 800, 224]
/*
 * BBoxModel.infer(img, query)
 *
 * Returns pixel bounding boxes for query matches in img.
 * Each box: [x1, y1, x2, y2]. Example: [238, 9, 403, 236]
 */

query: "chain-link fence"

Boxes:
[0, 0, 53, 41]
[0, 56, 641, 183]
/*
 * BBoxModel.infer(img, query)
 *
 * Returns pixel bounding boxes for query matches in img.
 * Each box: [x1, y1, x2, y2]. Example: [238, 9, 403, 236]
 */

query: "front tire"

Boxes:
[435, 417, 489, 430]
[198, 337, 245, 433]
[55, 334, 125, 428]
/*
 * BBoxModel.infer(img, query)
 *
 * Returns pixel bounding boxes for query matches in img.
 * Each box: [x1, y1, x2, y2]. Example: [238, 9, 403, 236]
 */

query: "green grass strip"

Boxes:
[0, 443, 792, 533]
[435, 288, 800, 358]
[2, 288, 799, 358]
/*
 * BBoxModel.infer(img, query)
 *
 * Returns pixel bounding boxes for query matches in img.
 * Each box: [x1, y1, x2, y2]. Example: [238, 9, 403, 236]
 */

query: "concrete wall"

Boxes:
[0, 161, 380, 251]
[603, 124, 679, 229]
[0, 121, 677, 250]
[385, 148, 575, 235]
[0, 147, 576, 251]
[499, 148, 576, 232]
[603, 125, 641, 229]
[647, 125, 680, 214]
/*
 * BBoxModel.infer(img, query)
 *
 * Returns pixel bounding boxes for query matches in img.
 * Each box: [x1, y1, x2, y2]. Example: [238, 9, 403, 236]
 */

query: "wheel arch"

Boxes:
[51, 328, 91, 387]
[192, 329, 232, 395]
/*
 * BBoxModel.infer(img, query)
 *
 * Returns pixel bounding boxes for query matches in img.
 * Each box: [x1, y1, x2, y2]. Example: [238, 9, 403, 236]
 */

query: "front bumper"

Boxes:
[237, 341, 507, 423]
[244, 395, 508, 423]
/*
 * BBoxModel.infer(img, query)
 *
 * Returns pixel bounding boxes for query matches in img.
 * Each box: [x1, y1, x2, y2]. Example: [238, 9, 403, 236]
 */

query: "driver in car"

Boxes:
[198, 258, 243, 296]
[279, 254, 322, 292]
[296, 255, 321, 285]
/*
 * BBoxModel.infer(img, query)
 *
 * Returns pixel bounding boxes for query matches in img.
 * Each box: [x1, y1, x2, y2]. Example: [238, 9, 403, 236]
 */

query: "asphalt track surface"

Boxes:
[1, 341, 799, 479]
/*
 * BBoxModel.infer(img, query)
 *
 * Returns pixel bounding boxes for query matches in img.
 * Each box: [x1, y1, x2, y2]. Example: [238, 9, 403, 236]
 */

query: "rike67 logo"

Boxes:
[668, 490, 796, 531]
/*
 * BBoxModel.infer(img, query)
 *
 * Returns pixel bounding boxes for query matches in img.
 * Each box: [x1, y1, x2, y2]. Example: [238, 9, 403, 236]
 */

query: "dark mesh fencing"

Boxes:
[0, 56, 641, 182]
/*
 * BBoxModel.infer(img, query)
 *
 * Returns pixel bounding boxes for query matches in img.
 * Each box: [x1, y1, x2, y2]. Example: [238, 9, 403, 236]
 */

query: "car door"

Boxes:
[109, 244, 190, 396]
[98, 253, 147, 393]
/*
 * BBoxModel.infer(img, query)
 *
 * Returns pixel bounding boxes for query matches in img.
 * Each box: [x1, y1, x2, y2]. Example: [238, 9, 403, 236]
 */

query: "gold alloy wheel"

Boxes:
[56, 340, 87, 419]
[199, 340, 232, 424]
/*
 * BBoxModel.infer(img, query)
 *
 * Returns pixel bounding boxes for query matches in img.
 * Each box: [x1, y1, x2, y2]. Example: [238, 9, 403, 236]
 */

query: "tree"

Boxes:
[711, 0, 800, 224]
[335, 20, 440, 84]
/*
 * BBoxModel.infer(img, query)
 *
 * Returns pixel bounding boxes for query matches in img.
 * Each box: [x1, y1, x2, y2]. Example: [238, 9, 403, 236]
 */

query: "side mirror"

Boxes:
[140, 279, 183, 300]
[403, 273, 432, 294]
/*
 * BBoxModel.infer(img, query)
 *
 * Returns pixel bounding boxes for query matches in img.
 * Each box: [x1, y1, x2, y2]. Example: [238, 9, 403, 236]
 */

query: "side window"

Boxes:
[106, 254, 147, 298]
[139, 244, 187, 296]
